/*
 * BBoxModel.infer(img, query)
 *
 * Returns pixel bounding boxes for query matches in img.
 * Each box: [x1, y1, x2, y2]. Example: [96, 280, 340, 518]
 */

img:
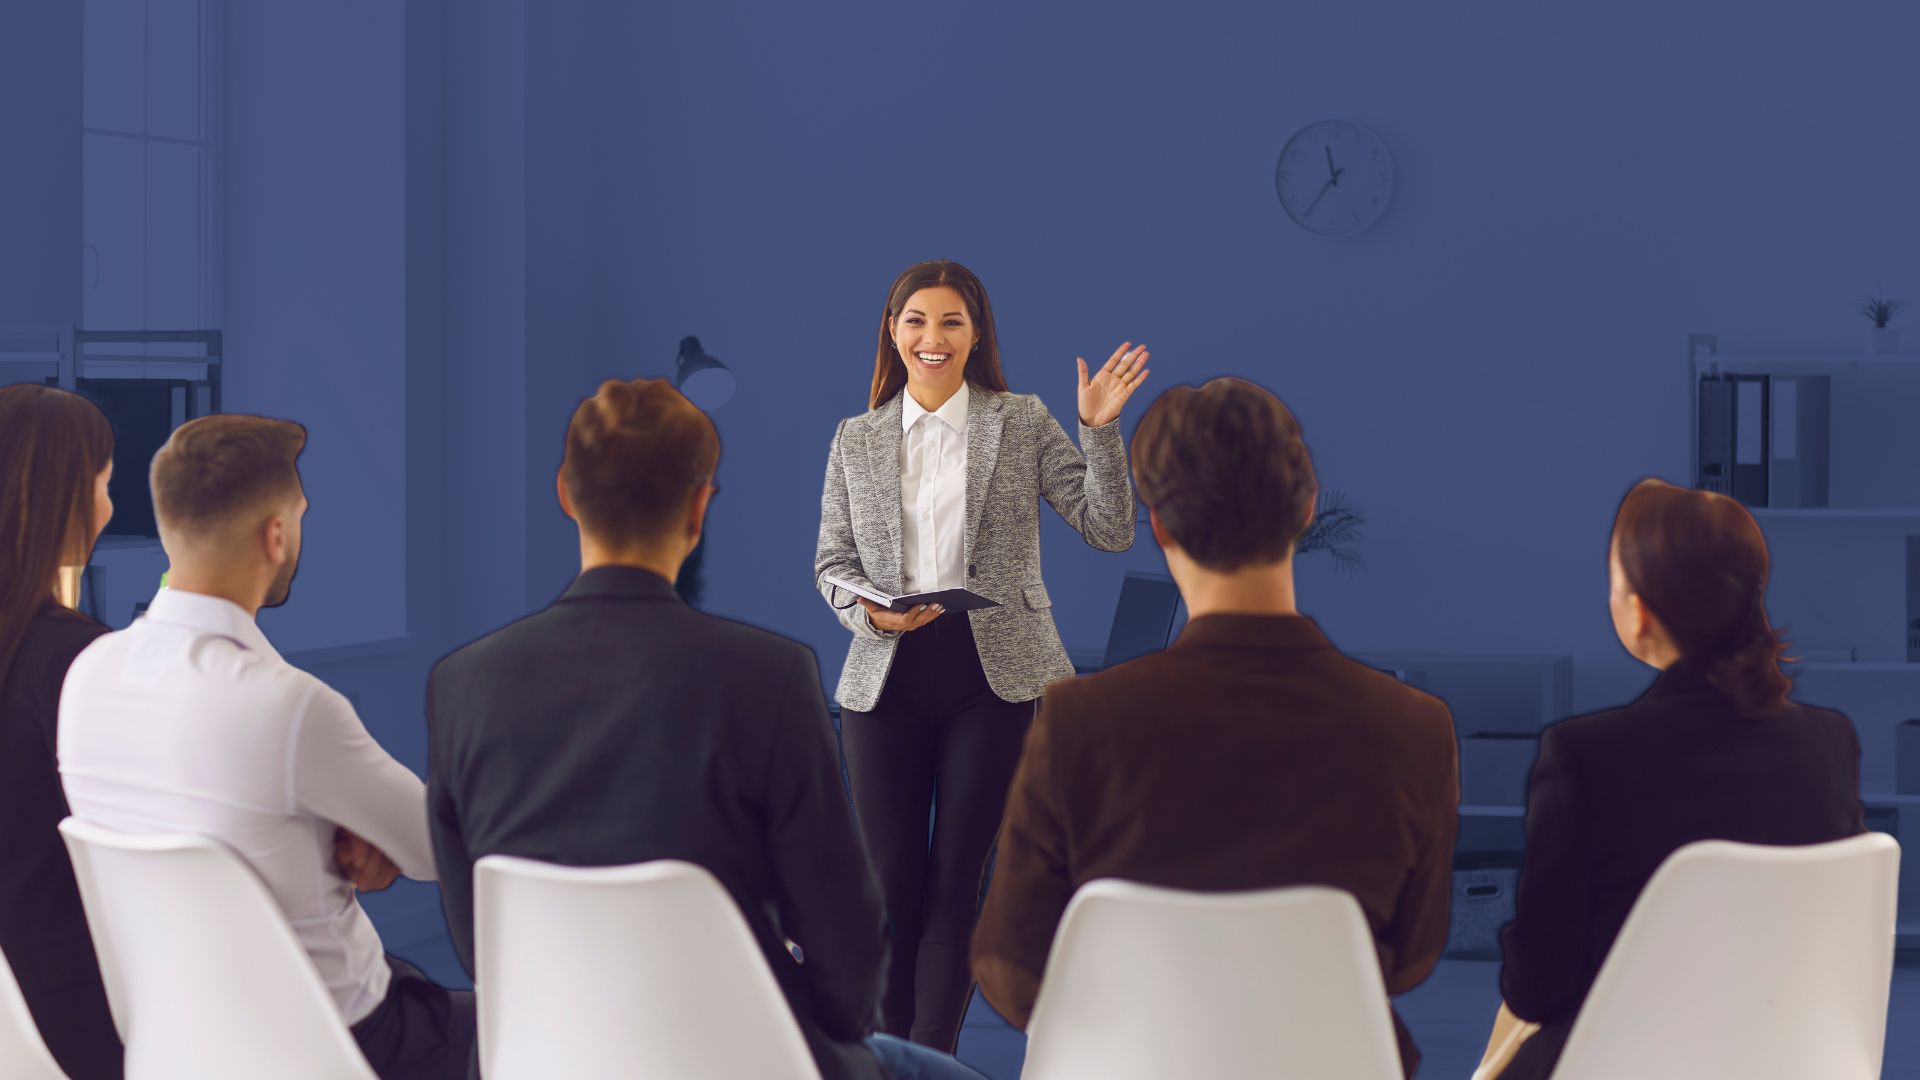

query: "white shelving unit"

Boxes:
[1690, 335, 1920, 946]
[1688, 333, 1920, 660]
[1789, 661, 1920, 673]
[1753, 507, 1920, 520]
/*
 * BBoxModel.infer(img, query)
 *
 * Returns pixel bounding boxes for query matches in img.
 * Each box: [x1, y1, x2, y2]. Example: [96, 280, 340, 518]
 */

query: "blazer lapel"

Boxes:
[964, 389, 1005, 563]
[866, 393, 905, 580]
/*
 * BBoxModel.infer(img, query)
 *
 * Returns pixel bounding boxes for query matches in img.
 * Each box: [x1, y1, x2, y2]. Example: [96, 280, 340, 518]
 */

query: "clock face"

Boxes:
[1275, 120, 1394, 236]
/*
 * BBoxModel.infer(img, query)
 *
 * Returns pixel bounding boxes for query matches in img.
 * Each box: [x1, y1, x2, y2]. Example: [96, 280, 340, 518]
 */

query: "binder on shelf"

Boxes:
[1767, 375, 1830, 508]
[1908, 536, 1920, 664]
[1729, 373, 1769, 507]
[1697, 375, 1734, 495]
[1898, 719, 1920, 796]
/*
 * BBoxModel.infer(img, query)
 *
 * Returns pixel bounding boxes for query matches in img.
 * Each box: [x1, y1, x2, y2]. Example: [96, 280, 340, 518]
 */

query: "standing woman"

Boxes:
[0, 385, 123, 1079]
[815, 259, 1147, 1049]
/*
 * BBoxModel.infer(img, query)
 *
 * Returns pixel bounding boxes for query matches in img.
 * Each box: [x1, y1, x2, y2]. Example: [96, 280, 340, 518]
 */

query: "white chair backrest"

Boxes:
[0, 940, 70, 1080]
[1022, 880, 1404, 1080]
[57, 818, 377, 1080]
[1553, 834, 1900, 1080]
[475, 855, 823, 1080]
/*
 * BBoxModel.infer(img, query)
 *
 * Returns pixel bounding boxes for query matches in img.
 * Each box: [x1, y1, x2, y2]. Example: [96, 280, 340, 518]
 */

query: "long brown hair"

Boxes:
[1612, 478, 1790, 714]
[869, 259, 1010, 410]
[0, 385, 116, 685]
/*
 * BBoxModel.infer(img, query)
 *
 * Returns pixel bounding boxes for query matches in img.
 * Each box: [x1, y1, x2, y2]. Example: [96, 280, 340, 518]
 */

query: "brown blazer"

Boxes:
[973, 614, 1459, 1077]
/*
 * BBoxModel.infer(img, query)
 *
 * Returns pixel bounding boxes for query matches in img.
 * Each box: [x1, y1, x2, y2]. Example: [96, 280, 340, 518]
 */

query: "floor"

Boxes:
[387, 931, 1920, 1077]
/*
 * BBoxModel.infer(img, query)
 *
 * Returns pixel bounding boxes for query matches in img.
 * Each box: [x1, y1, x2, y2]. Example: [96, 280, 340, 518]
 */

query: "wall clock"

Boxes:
[1275, 120, 1394, 236]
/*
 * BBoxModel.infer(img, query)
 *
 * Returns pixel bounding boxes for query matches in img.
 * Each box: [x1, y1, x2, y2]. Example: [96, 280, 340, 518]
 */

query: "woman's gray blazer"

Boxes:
[815, 387, 1136, 713]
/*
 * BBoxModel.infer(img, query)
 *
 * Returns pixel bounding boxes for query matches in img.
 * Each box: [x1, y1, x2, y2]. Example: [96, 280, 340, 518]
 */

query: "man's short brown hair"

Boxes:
[1131, 378, 1317, 572]
[562, 377, 719, 544]
[151, 414, 308, 536]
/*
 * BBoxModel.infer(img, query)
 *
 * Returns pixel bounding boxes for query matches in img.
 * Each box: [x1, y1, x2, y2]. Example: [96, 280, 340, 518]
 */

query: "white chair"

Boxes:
[0, 941, 70, 1079]
[57, 818, 378, 1080]
[475, 855, 823, 1079]
[1020, 880, 1405, 1080]
[1548, 834, 1901, 1080]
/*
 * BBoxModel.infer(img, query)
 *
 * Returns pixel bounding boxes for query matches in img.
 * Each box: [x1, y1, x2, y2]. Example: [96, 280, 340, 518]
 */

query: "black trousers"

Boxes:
[349, 955, 476, 1080]
[840, 615, 1035, 1053]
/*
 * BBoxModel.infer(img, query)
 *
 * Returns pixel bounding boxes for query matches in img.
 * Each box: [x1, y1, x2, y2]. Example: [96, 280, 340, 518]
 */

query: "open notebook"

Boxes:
[822, 574, 1001, 614]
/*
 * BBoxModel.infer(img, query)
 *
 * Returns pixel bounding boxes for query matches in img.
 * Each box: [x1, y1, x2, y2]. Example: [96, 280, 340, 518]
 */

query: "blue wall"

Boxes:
[226, 1, 410, 654]
[538, 0, 1920, 724]
[10, 0, 1915, 769]
[0, 0, 81, 326]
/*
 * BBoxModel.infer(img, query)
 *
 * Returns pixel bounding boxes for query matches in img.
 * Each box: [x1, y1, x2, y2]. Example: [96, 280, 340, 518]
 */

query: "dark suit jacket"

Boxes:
[0, 603, 122, 1080]
[426, 568, 889, 1080]
[973, 614, 1460, 1078]
[1497, 660, 1866, 1080]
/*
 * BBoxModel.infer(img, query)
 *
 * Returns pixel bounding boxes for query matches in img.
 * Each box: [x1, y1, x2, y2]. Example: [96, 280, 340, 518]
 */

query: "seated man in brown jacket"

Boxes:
[971, 377, 1460, 1077]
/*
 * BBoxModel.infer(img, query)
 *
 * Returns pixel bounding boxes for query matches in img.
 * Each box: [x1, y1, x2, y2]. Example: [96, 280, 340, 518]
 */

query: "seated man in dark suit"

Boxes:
[426, 377, 984, 1080]
[972, 377, 1460, 1078]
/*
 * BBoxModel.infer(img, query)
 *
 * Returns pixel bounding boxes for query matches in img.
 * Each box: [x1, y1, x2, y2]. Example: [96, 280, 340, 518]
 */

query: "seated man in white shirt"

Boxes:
[58, 414, 474, 1080]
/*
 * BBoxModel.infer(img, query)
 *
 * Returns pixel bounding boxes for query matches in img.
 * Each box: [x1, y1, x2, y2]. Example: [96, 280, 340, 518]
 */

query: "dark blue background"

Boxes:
[5, 1, 1918, 1074]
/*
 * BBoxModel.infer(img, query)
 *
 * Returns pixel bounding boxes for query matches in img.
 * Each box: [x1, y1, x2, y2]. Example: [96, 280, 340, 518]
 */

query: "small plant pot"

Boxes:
[1871, 327, 1901, 355]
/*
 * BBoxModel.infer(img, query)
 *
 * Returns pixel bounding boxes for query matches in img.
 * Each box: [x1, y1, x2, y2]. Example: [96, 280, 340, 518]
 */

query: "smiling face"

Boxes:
[890, 286, 977, 406]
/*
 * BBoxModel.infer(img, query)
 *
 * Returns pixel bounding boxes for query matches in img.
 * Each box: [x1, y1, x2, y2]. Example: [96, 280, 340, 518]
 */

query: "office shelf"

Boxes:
[1788, 661, 1920, 673]
[1705, 354, 1920, 370]
[1752, 506, 1920, 519]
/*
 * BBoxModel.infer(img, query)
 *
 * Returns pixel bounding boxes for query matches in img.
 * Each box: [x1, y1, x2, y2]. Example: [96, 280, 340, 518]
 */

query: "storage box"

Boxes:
[1445, 867, 1518, 959]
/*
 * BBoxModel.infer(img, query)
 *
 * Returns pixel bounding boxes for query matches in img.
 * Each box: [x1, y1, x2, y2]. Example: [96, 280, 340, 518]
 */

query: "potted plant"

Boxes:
[1861, 293, 1904, 355]
[1297, 489, 1366, 572]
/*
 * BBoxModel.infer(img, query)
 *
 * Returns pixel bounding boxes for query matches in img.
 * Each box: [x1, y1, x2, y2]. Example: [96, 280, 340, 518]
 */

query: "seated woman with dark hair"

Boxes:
[0, 385, 123, 1080]
[1482, 478, 1866, 1080]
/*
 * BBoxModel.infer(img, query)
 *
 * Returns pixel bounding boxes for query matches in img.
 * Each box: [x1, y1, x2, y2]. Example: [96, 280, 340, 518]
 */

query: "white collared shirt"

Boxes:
[900, 382, 970, 594]
[57, 588, 436, 1026]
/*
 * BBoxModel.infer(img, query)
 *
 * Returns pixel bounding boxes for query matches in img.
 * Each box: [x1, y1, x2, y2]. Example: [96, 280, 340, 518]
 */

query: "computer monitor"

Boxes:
[1101, 571, 1182, 669]
[76, 377, 187, 538]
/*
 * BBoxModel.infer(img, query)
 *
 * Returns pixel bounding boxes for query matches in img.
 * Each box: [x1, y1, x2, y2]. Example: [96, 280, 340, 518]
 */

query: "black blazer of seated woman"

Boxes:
[1489, 478, 1866, 1080]
[0, 385, 124, 1080]
[813, 260, 1148, 1051]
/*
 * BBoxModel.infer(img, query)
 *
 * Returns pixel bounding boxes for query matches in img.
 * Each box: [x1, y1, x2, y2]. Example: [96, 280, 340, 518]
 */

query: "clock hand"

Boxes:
[1303, 176, 1336, 218]
[1325, 145, 1338, 181]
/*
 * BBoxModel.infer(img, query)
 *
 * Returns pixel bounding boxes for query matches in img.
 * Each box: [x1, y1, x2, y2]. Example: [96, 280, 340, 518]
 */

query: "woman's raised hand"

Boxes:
[1077, 342, 1151, 427]
[859, 597, 945, 633]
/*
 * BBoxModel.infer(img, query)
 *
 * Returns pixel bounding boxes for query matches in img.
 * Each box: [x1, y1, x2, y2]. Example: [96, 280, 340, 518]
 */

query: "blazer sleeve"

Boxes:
[424, 667, 479, 978]
[814, 417, 898, 643]
[1380, 699, 1458, 996]
[1499, 721, 1597, 1024]
[763, 648, 889, 1040]
[1842, 711, 1868, 834]
[1032, 398, 1136, 552]
[972, 692, 1077, 1028]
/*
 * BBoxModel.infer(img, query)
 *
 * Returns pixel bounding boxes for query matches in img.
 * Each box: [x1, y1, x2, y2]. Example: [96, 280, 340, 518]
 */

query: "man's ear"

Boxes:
[262, 512, 288, 565]
[1301, 487, 1318, 532]
[556, 467, 576, 521]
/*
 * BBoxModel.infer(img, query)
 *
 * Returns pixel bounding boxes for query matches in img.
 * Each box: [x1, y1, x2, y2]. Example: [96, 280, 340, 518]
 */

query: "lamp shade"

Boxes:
[675, 336, 735, 410]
